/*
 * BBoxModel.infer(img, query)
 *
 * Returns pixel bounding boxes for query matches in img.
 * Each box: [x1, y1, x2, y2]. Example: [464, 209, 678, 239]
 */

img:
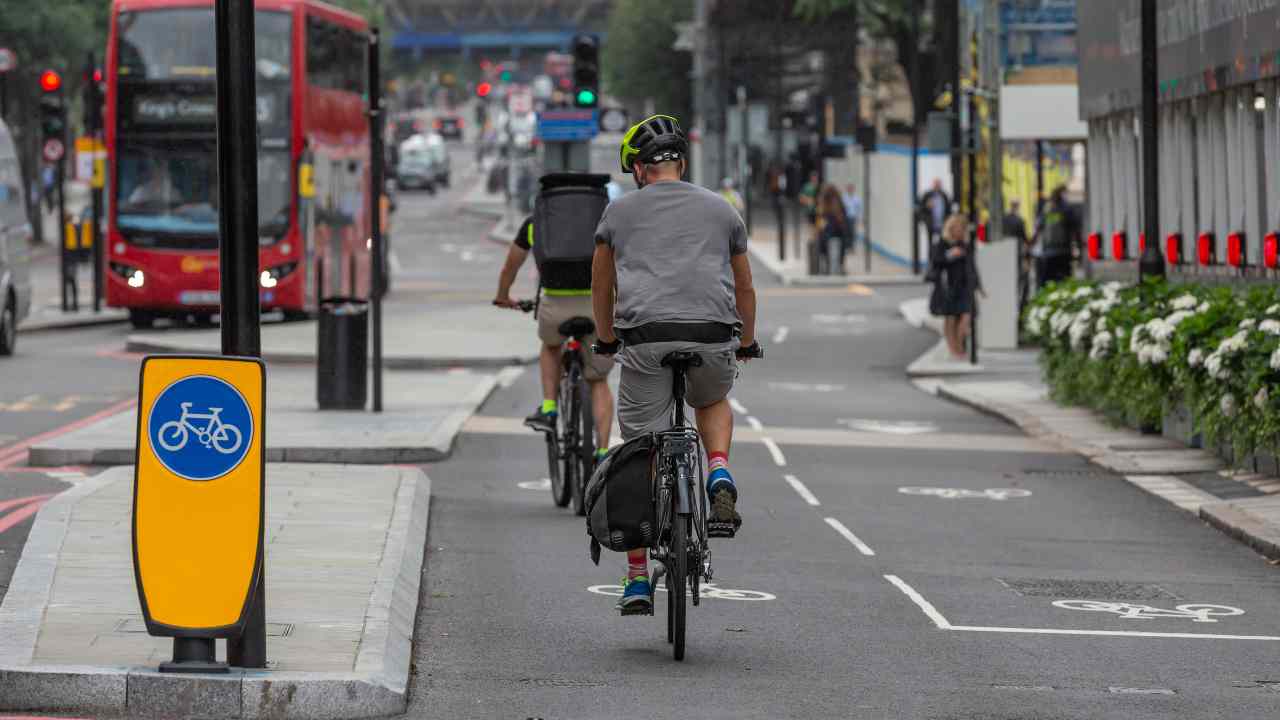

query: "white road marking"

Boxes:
[745, 416, 764, 432]
[825, 517, 875, 556]
[772, 326, 789, 344]
[811, 313, 867, 325]
[783, 474, 820, 506]
[729, 397, 748, 414]
[898, 487, 1032, 501]
[1051, 600, 1244, 623]
[887, 576, 1280, 641]
[761, 437, 787, 467]
[517, 478, 551, 491]
[1110, 688, 1175, 695]
[768, 381, 847, 393]
[495, 366, 525, 388]
[588, 582, 776, 601]
[884, 575, 951, 628]
[839, 418, 938, 435]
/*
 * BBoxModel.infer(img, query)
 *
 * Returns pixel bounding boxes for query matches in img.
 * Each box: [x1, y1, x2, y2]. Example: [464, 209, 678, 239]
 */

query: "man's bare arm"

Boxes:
[591, 244, 617, 342]
[730, 253, 757, 347]
[493, 244, 528, 307]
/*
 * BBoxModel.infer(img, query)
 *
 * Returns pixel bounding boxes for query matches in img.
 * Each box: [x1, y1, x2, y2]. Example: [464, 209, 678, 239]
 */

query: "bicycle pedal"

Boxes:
[707, 521, 737, 539]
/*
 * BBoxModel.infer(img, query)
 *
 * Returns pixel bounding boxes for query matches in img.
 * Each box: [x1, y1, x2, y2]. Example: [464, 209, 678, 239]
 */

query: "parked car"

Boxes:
[434, 113, 463, 140]
[0, 118, 32, 355]
[422, 133, 450, 187]
[396, 135, 438, 193]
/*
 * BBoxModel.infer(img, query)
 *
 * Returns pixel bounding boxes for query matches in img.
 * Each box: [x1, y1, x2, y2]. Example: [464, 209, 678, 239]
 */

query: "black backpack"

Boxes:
[584, 434, 658, 565]
[531, 173, 610, 291]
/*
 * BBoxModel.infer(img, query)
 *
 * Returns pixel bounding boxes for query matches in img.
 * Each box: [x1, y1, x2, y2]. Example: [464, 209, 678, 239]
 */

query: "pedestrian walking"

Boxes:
[1033, 186, 1078, 290]
[928, 214, 983, 359]
[841, 183, 863, 254]
[918, 178, 951, 248]
[41, 164, 56, 213]
[798, 170, 820, 225]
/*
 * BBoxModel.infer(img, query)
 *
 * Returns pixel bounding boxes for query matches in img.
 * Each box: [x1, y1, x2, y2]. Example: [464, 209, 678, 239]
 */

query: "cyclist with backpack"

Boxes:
[591, 115, 760, 614]
[494, 207, 615, 458]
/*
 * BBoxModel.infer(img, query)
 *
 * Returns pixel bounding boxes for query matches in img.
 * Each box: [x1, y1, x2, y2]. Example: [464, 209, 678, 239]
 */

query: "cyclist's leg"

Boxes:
[525, 298, 565, 431]
[686, 342, 742, 535]
[582, 316, 616, 454]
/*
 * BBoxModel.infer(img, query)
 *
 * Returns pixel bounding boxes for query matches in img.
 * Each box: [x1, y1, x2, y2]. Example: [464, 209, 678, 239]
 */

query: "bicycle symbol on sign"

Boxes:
[157, 402, 244, 455]
[1051, 599, 1245, 623]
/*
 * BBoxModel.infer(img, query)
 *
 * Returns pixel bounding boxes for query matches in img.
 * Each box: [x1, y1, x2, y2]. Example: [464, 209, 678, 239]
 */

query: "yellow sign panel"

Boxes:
[299, 162, 315, 198]
[133, 355, 265, 636]
[91, 156, 105, 189]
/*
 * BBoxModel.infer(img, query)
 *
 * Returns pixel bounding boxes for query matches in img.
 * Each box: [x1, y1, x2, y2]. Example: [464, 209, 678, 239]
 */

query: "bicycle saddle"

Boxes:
[660, 351, 703, 369]
[559, 316, 596, 338]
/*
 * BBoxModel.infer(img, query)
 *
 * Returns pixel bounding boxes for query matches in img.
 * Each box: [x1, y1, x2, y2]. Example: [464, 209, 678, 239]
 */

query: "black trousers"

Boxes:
[1036, 254, 1072, 290]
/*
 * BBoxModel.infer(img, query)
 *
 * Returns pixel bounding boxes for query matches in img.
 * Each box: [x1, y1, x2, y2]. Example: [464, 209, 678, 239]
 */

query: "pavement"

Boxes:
[900, 296, 1280, 564]
[746, 207, 921, 287]
[25, 365, 506, 466]
[124, 303, 538, 369]
[0, 464, 430, 718]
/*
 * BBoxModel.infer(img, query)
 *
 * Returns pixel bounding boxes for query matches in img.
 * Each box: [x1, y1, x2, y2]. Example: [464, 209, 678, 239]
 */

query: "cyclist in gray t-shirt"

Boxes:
[591, 114, 760, 614]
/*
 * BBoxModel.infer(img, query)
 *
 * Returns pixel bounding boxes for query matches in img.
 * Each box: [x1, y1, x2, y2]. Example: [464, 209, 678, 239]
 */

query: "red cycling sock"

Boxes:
[627, 549, 647, 580]
[708, 451, 729, 473]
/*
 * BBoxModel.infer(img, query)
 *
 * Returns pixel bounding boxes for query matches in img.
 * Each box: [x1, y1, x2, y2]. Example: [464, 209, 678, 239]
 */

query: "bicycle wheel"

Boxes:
[671, 514, 687, 661]
[573, 376, 594, 517]
[560, 378, 580, 512]
[666, 568, 675, 644]
[546, 433, 569, 507]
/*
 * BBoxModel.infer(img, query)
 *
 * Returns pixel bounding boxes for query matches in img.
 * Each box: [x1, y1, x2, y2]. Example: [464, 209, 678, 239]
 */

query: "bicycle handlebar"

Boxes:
[736, 341, 764, 360]
[493, 299, 536, 313]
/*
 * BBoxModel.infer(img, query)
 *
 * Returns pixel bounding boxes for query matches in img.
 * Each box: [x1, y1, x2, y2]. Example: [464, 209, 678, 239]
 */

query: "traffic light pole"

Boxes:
[87, 52, 103, 313]
[57, 149, 72, 312]
[215, 0, 265, 670]
[1137, 0, 1165, 280]
[368, 29, 385, 413]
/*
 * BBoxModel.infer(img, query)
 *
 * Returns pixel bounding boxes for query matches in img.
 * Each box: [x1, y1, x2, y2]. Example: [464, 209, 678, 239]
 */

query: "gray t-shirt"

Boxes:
[595, 180, 748, 330]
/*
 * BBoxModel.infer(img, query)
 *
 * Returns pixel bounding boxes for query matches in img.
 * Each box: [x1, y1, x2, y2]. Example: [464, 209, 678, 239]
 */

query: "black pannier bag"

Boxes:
[532, 173, 610, 292]
[584, 434, 658, 564]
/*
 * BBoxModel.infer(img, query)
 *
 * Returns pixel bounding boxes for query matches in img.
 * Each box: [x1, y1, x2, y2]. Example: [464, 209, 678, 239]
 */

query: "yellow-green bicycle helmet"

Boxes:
[619, 114, 688, 173]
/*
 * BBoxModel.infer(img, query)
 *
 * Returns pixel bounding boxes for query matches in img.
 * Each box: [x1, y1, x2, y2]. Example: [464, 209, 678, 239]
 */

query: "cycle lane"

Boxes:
[724, 285, 1280, 716]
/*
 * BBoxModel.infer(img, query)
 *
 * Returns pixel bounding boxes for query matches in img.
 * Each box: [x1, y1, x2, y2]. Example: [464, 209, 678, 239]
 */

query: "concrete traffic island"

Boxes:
[27, 367, 502, 466]
[0, 464, 430, 718]
[125, 303, 538, 369]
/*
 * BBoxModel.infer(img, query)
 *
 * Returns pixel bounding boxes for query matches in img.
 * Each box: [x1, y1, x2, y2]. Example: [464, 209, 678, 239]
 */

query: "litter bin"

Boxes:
[317, 297, 368, 409]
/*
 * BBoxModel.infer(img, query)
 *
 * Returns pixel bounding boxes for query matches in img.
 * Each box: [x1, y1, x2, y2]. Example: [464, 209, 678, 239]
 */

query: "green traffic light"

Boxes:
[500, 71, 512, 82]
[576, 89, 597, 107]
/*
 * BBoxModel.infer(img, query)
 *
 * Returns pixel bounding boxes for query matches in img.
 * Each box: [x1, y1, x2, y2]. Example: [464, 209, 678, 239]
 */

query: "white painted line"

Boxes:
[783, 474, 820, 506]
[729, 397, 748, 414]
[1110, 688, 1175, 695]
[746, 416, 764, 432]
[761, 437, 787, 467]
[884, 575, 951, 629]
[825, 517, 875, 556]
[772, 326, 789, 344]
[945, 625, 1280, 641]
[495, 366, 525, 388]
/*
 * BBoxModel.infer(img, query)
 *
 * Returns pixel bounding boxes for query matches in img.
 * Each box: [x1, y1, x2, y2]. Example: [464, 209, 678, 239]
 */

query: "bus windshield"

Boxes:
[116, 143, 292, 240]
[117, 9, 291, 81]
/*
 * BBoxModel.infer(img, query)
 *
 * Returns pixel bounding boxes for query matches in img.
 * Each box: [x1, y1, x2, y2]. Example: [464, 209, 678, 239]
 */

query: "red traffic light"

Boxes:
[476, 82, 492, 98]
[92, 68, 103, 84]
[40, 70, 62, 93]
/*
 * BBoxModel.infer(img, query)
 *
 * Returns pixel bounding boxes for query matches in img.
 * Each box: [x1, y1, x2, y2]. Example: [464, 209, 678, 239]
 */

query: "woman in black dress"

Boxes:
[928, 214, 982, 358]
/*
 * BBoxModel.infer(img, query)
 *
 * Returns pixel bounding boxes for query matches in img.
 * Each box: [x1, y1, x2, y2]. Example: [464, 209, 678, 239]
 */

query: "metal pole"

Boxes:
[910, 0, 921, 275]
[58, 149, 72, 312]
[1035, 140, 1045, 215]
[947, 0, 963, 210]
[863, 146, 872, 274]
[738, 85, 750, 235]
[369, 30, 385, 413]
[88, 52, 103, 313]
[215, 0, 265, 669]
[987, 0, 1003, 244]
[1137, 0, 1165, 280]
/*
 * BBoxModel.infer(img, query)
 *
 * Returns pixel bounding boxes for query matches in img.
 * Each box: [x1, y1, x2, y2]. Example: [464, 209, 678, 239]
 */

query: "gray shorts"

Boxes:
[617, 340, 739, 440]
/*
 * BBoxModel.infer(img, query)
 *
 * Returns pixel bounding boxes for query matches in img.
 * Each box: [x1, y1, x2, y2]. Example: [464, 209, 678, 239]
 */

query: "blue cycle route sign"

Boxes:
[148, 375, 254, 481]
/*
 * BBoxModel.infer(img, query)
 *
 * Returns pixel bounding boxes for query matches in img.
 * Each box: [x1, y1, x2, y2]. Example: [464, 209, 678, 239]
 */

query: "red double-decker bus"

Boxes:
[105, 0, 372, 327]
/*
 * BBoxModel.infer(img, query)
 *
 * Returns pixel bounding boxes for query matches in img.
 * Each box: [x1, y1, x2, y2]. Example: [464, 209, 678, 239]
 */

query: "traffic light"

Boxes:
[571, 34, 599, 108]
[38, 70, 66, 143]
[476, 81, 492, 98]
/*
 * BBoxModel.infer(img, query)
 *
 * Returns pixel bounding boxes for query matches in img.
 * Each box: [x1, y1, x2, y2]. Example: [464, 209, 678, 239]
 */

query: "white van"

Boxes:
[0, 118, 32, 355]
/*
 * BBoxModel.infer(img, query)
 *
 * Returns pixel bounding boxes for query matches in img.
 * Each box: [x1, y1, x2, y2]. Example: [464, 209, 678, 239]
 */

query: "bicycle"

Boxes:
[594, 339, 762, 661]
[157, 402, 244, 454]
[510, 299, 598, 515]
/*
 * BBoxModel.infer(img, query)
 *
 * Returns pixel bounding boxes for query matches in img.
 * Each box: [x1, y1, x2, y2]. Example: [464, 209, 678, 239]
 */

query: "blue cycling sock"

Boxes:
[707, 467, 737, 500]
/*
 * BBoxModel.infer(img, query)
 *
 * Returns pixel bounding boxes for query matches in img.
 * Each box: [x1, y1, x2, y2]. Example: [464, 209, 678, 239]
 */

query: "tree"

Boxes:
[601, 0, 693, 124]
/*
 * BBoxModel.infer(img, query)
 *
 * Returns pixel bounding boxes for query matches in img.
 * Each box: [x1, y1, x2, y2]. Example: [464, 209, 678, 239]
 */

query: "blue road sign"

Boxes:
[537, 109, 599, 142]
[148, 375, 254, 481]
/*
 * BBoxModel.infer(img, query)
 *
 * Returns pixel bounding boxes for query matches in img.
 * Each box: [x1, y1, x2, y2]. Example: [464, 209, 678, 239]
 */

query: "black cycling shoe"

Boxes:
[523, 408, 557, 434]
[708, 489, 742, 538]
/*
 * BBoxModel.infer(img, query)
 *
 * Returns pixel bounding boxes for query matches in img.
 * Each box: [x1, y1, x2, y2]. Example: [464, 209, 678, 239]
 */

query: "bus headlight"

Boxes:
[260, 262, 297, 288]
[111, 262, 145, 288]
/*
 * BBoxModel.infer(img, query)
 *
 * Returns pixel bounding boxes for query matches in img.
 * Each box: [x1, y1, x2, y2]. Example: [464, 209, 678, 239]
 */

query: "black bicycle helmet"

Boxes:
[619, 114, 689, 173]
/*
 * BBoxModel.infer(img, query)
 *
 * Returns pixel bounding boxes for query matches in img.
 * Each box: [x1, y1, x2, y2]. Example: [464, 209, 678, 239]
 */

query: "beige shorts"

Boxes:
[537, 294, 614, 381]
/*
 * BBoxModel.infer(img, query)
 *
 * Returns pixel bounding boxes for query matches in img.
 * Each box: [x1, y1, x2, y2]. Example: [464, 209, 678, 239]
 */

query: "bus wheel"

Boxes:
[129, 310, 155, 330]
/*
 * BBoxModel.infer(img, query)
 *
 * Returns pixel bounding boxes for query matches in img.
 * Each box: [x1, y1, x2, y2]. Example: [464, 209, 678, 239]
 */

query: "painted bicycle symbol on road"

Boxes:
[588, 582, 776, 602]
[898, 487, 1032, 501]
[157, 403, 244, 454]
[1052, 600, 1245, 623]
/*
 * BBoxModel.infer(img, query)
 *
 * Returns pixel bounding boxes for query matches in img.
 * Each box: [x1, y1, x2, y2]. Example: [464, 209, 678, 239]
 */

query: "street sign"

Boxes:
[42, 138, 64, 163]
[537, 108, 598, 142]
[133, 355, 264, 642]
[599, 107, 628, 133]
[0, 48, 15, 74]
[75, 137, 105, 181]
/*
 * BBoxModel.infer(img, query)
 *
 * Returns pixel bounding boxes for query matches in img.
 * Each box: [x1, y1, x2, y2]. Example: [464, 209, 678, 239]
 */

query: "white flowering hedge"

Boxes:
[1023, 279, 1280, 460]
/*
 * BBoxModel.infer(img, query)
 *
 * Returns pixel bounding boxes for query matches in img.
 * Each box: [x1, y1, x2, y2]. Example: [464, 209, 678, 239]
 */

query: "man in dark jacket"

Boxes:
[1034, 187, 1078, 289]
[918, 179, 952, 247]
